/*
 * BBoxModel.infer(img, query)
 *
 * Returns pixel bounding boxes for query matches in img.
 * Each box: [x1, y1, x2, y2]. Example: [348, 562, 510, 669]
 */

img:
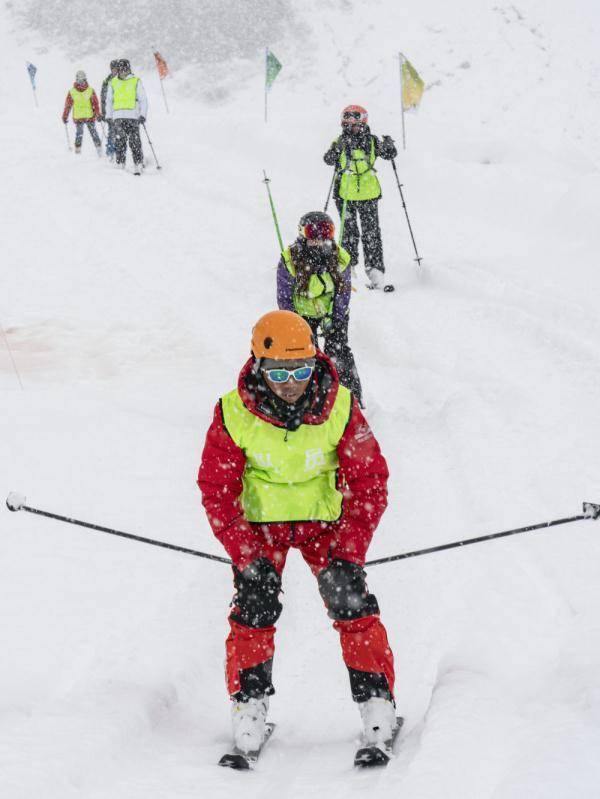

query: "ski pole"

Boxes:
[262, 170, 285, 255]
[6, 493, 231, 565]
[390, 158, 422, 267]
[324, 167, 338, 213]
[141, 121, 162, 170]
[365, 502, 600, 567]
[64, 122, 72, 151]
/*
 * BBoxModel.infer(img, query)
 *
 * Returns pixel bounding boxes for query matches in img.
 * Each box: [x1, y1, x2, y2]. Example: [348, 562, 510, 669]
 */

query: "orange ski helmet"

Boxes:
[341, 104, 368, 125]
[251, 310, 316, 360]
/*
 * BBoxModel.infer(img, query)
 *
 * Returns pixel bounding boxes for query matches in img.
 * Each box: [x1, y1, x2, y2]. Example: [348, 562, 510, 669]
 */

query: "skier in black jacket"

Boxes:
[324, 105, 397, 292]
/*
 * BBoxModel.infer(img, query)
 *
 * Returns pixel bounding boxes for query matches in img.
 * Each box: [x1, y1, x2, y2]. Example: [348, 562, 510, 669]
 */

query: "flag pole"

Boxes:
[399, 52, 406, 151]
[160, 78, 169, 114]
[32, 85, 38, 107]
[264, 47, 268, 123]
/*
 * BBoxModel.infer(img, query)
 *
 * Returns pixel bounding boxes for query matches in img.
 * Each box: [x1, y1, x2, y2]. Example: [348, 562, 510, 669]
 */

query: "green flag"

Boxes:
[266, 49, 282, 90]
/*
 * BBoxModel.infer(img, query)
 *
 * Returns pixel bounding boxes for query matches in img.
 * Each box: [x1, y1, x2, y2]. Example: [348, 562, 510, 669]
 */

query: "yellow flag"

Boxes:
[401, 57, 424, 110]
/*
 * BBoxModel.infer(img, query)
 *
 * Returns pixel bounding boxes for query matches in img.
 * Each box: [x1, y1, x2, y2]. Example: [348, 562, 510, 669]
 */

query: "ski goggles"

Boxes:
[342, 110, 363, 120]
[301, 219, 335, 241]
[262, 365, 314, 383]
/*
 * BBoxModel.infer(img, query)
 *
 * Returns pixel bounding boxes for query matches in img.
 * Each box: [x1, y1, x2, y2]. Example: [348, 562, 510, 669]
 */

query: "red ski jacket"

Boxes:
[62, 82, 100, 123]
[197, 353, 389, 571]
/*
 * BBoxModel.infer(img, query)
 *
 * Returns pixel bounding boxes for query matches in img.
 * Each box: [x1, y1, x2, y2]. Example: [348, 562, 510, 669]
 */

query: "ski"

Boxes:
[218, 723, 276, 770]
[354, 716, 404, 768]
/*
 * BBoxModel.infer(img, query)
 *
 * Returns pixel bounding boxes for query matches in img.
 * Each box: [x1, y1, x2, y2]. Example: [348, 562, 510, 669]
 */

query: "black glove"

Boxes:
[381, 134, 397, 157]
[139, 116, 146, 124]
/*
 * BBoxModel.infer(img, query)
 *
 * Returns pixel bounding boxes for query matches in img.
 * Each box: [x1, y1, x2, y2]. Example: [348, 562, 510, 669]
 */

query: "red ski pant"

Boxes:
[225, 532, 395, 698]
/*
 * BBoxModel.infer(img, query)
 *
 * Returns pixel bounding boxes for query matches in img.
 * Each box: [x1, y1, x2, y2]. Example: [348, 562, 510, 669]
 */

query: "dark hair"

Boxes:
[289, 240, 345, 296]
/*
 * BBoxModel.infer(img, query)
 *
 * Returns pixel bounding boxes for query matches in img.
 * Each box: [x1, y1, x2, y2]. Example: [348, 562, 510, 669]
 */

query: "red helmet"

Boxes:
[298, 211, 335, 241]
[341, 104, 368, 125]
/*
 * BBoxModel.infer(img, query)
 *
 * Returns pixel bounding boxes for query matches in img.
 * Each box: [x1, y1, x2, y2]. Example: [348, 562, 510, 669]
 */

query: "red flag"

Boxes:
[153, 51, 169, 80]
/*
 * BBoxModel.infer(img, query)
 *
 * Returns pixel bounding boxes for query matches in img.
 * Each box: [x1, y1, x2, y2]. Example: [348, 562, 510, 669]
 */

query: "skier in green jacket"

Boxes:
[324, 105, 397, 292]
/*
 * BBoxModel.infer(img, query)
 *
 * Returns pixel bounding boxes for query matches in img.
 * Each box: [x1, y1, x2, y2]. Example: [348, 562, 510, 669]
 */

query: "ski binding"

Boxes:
[354, 716, 404, 768]
[219, 723, 276, 770]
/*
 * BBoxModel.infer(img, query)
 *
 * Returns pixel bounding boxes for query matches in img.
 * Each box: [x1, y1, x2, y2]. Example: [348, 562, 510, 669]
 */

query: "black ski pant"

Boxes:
[308, 316, 363, 406]
[336, 197, 385, 277]
[74, 121, 101, 148]
[114, 119, 143, 165]
[105, 120, 116, 157]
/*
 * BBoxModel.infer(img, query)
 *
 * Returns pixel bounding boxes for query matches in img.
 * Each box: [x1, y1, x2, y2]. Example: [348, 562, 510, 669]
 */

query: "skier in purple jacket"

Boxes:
[276, 211, 363, 405]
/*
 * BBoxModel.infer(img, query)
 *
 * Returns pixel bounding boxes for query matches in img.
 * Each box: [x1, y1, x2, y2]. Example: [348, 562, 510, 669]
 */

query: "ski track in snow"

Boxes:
[2, 1, 600, 796]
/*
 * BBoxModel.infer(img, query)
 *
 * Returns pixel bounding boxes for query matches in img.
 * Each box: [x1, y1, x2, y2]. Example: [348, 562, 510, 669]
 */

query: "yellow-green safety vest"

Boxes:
[283, 246, 351, 319]
[338, 137, 381, 201]
[70, 86, 93, 120]
[221, 384, 352, 523]
[111, 76, 139, 111]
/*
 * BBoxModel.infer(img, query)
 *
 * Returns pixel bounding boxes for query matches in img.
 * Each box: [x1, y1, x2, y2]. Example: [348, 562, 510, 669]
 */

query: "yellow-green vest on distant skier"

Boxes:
[220, 384, 352, 523]
[283, 246, 351, 319]
[69, 86, 93, 120]
[338, 137, 381, 201]
[111, 76, 139, 110]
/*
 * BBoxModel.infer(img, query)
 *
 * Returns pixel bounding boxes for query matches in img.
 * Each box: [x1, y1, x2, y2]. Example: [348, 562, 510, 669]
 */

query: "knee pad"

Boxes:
[230, 558, 283, 628]
[318, 559, 380, 621]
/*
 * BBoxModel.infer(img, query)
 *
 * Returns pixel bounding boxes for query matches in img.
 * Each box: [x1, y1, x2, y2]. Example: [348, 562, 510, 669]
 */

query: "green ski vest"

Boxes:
[283, 246, 351, 319]
[111, 76, 139, 110]
[70, 86, 93, 120]
[221, 384, 352, 523]
[338, 137, 381, 201]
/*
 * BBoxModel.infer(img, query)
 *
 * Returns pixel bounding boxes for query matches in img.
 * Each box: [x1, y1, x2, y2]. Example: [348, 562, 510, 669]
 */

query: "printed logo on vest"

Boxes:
[304, 448, 326, 471]
[253, 452, 274, 469]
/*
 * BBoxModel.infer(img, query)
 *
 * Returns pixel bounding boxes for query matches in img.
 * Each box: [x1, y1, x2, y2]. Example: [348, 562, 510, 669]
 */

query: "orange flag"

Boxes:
[153, 51, 169, 80]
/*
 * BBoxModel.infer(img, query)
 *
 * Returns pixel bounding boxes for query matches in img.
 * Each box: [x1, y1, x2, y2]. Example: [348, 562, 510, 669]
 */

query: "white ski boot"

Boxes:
[133, 162, 142, 176]
[359, 697, 396, 749]
[95, 144, 102, 157]
[231, 696, 269, 754]
[367, 270, 395, 292]
[74, 144, 81, 155]
[115, 161, 125, 170]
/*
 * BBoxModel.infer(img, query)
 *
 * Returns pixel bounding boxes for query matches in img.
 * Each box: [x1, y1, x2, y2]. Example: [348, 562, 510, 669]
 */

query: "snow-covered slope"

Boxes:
[2, 1, 600, 796]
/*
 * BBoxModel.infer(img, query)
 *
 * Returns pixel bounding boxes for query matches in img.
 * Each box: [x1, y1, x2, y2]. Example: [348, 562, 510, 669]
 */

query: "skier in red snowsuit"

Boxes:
[198, 310, 395, 755]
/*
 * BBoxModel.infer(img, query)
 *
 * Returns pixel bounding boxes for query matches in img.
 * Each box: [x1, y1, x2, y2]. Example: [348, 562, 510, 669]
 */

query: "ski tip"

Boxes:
[219, 753, 250, 770]
[354, 746, 390, 768]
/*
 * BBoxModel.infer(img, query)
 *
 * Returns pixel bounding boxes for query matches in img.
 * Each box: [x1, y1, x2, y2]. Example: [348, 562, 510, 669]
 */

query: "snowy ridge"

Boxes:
[2, 1, 600, 796]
